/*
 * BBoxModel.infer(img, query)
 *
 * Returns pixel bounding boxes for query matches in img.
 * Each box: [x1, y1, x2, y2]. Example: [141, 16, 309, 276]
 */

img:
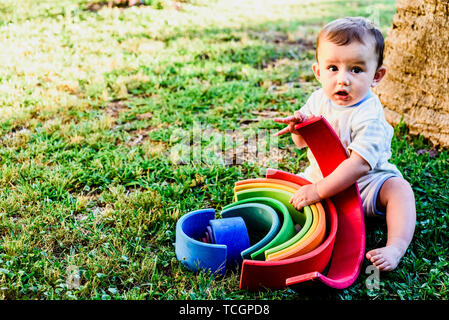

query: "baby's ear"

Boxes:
[371, 65, 386, 87]
[312, 62, 321, 81]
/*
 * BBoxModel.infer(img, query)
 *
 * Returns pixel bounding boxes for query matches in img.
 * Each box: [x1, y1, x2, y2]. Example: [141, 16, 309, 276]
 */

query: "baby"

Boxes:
[273, 17, 416, 271]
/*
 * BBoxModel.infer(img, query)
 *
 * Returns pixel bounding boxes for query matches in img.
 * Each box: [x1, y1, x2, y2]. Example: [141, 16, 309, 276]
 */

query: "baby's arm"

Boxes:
[274, 111, 371, 209]
[318, 150, 370, 196]
[291, 131, 307, 149]
[290, 151, 371, 209]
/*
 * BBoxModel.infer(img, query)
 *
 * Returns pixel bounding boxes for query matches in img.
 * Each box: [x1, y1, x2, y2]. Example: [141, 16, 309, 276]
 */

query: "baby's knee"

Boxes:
[383, 177, 413, 195]
[378, 177, 415, 207]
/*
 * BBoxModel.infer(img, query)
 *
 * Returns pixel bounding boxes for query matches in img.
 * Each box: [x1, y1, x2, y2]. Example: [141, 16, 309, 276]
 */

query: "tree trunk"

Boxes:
[374, 0, 449, 147]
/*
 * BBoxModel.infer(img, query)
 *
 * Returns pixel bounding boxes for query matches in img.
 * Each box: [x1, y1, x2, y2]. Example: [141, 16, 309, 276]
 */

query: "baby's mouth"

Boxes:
[334, 90, 351, 101]
[335, 90, 349, 97]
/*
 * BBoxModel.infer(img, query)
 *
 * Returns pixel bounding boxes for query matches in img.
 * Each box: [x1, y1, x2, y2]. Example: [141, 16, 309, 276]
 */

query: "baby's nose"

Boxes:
[337, 72, 350, 86]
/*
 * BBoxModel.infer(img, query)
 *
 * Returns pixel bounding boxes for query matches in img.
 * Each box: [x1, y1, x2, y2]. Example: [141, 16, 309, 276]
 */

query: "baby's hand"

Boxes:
[289, 183, 321, 210]
[273, 111, 308, 136]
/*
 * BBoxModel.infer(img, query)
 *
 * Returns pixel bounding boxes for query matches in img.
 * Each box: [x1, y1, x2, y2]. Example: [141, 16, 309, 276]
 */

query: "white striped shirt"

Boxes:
[298, 89, 402, 187]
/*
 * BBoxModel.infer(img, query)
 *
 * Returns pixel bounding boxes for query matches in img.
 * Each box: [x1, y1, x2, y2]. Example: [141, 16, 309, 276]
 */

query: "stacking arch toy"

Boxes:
[175, 116, 365, 290]
[221, 203, 280, 260]
[175, 208, 229, 275]
[222, 197, 295, 260]
[235, 188, 312, 238]
[235, 178, 305, 191]
[284, 116, 365, 289]
[238, 116, 365, 290]
[233, 179, 325, 260]
[234, 181, 298, 197]
[238, 196, 338, 290]
[175, 203, 282, 275]
[265, 201, 326, 261]
[208, 216, 250, 267]
[235, 187, 313, 244]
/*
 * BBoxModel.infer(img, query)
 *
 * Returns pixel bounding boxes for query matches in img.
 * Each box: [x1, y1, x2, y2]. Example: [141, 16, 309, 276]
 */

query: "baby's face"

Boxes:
[313, 38, 384, 106]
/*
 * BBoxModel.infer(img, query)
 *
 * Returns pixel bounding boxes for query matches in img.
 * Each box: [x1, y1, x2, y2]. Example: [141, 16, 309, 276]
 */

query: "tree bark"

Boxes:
[374, 0, 449, 147]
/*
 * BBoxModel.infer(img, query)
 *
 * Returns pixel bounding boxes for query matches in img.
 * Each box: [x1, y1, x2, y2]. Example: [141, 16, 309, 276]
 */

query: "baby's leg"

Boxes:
[366, 177, 416, 271]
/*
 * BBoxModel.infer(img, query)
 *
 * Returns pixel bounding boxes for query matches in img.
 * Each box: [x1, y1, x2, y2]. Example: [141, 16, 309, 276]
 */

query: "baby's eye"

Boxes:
[327, 65, 338, 72]
[351, 66, 363, 73]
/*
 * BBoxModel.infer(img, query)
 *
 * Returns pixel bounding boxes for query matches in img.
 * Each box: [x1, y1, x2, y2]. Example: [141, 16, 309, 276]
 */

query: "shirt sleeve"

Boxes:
[347, 118, 385, 170]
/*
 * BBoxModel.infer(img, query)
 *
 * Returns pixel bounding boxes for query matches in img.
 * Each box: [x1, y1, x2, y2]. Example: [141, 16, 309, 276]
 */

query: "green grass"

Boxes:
[0, 0, 447, 300]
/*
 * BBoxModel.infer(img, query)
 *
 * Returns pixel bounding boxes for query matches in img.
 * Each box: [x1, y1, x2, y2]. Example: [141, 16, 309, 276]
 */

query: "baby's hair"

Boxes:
[316, 17, 385, 69]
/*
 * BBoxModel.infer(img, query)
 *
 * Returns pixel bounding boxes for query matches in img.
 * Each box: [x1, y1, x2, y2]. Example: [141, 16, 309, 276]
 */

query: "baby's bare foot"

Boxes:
[366, 245, 404, 271]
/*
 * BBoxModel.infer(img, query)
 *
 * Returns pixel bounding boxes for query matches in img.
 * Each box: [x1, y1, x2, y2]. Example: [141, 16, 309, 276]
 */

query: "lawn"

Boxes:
[0, 0, 447, 300]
